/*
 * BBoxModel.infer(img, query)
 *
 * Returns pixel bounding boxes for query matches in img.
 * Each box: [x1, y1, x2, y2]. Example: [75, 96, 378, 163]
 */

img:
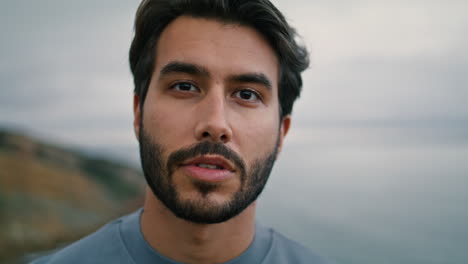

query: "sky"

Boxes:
[1, 0, 467, 157]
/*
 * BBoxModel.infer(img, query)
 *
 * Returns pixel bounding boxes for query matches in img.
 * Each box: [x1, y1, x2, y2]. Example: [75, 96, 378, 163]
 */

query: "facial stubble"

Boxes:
[139, 123, 279, 224]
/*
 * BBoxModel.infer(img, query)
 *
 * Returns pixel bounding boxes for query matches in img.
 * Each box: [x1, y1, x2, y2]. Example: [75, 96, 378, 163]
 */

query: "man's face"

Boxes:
[134, 16, 290, 224]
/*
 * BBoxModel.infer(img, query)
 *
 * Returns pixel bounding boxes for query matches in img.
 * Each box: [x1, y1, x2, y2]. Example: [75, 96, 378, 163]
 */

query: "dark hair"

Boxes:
[129, 0, 309, 118]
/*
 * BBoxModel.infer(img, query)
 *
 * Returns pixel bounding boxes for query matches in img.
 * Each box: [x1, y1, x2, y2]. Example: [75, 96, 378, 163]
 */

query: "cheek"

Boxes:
[142, 98, 193, 146]
[234, 110, 279, 157]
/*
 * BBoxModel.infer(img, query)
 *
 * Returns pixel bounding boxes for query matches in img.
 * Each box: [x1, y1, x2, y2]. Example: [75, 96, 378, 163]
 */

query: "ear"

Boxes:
[276, 115, 291, 159]
[133, 94, 141, 141]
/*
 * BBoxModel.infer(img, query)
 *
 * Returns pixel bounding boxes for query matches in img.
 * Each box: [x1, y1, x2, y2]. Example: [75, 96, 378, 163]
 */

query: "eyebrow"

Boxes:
[159, 61, 272, 90]
[227, 73, 272, 91]
[159, 61, 210, 78]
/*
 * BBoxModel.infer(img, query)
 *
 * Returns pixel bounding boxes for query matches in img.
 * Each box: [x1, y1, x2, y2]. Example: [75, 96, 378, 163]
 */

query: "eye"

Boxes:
[233, 89, 261, 102]
[170, 82, 199, 92]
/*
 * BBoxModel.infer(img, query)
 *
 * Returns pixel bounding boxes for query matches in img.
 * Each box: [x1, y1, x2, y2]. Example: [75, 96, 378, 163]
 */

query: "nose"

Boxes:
[194, 91, 233, 143]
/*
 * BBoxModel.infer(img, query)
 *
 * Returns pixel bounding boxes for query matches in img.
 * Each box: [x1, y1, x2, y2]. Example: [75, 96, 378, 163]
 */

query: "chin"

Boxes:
[170, 188, 251, 224]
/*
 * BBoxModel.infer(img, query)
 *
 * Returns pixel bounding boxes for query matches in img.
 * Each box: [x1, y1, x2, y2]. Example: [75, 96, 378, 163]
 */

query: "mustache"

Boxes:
[167, 141, 246, 177]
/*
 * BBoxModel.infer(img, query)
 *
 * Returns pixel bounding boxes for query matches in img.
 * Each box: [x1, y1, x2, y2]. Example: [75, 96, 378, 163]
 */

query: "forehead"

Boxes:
[154, 16, 279, 87]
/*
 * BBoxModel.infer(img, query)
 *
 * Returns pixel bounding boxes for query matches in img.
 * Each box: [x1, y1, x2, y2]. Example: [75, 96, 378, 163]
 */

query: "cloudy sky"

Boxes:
[1, 0, 467, 157]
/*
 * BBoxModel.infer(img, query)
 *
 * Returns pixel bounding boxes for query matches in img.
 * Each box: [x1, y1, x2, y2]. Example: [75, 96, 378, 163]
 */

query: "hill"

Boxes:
[0, 129, 145, 263]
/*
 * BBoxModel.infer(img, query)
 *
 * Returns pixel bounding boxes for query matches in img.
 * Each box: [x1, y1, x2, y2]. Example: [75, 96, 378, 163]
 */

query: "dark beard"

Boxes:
[138, 124, 278, 224]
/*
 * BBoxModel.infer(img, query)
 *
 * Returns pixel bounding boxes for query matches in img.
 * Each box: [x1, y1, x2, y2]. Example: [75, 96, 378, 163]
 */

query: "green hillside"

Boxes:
[0, 129, 145, 263]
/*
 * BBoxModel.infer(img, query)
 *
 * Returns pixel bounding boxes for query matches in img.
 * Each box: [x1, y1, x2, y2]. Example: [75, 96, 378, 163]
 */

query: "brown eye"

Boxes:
[234, 89, 261, 102]
[171, 82, 198, 92]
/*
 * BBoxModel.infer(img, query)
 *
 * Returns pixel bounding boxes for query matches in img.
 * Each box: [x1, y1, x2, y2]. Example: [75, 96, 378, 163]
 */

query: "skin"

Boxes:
[133, 16, 291, 264]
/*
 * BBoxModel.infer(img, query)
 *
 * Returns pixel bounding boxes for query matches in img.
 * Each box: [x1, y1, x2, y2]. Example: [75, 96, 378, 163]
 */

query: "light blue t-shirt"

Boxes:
[31, 209, 330, 264]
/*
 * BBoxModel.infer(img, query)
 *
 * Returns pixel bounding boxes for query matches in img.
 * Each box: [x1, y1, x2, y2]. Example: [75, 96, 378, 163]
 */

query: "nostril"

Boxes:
[202, 132, 210, 138]
[220, 134, 227, 141]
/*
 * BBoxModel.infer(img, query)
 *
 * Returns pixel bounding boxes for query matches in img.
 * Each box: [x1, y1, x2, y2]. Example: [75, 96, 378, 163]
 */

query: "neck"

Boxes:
[140, 188, 257, 264]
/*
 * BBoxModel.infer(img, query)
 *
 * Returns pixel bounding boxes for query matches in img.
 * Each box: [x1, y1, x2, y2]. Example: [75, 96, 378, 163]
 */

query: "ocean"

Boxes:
[257, 125, 468, 264]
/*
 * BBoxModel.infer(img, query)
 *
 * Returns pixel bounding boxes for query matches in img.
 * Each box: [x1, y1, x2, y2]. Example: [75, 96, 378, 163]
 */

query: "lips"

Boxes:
[179, 155, 236, 182]
[182, 156, 235, 172]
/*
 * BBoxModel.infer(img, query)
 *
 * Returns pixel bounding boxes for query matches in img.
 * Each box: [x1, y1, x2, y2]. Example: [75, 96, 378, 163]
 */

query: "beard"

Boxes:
[138, 123, 279, 224]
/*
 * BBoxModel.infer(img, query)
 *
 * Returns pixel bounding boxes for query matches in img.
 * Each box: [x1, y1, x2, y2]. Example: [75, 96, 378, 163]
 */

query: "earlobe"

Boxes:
[276, 115, 291, 158]
[133, 94, 141, 141]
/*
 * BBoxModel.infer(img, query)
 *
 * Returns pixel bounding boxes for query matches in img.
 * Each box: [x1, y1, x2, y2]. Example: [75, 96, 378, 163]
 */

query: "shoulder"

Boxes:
[29, 217, 131, 264]
[261, 226, 333, 264]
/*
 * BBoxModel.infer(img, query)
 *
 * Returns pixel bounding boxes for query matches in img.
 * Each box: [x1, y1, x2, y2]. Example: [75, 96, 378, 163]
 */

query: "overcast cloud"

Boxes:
[1, 0, 467, 152]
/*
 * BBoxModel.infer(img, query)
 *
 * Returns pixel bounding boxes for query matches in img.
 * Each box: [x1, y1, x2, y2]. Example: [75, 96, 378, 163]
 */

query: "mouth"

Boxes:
[179, 155, 236, 182]
[195, 163, 224, 169]
[181, 155, 235, 172]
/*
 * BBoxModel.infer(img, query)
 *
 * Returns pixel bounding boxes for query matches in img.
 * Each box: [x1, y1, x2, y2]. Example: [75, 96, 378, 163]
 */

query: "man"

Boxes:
[32, 0, 330, 263]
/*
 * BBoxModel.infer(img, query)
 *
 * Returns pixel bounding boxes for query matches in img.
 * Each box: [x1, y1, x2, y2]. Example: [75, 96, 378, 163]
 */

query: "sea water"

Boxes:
[257, 125, 468, 264]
